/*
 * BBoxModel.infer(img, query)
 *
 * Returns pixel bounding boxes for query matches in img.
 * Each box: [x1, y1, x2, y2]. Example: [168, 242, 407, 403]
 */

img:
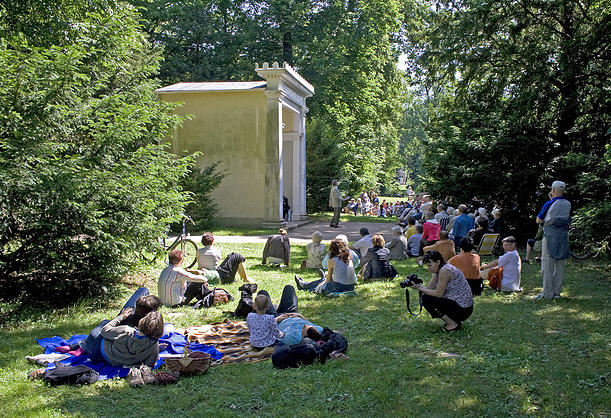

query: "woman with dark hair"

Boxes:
[407, 250, 474, 331]
[358, 234, 398, 281]
[448, 238, 483, 296]
[295, 239, 356, 294]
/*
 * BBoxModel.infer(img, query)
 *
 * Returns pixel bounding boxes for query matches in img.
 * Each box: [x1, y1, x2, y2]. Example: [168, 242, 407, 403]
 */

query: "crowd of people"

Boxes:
[46, 180, 571, 386]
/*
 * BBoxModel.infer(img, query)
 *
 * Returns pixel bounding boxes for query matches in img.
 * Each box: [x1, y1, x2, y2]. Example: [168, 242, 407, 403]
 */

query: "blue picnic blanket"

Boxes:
[36, 327, 223, 381]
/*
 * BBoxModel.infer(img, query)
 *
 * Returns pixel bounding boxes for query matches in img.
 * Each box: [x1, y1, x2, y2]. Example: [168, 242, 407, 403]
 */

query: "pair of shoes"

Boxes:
[317, 269, 325, 279]
[128, 367, 144, 387]
[443, 323, 462, 332]
[140, 365, 157, 385]
[533, 292, 548, 300]
[294, 275, 304, 290]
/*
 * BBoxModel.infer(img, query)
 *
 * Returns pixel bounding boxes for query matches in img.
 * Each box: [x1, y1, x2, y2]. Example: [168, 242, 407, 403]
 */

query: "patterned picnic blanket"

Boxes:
[184, 319, 274, 366]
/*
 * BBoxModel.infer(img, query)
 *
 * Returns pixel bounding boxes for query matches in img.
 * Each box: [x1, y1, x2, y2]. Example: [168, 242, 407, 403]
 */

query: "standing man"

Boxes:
[535, 181, 571, 300]
[329, 179, 348, 228]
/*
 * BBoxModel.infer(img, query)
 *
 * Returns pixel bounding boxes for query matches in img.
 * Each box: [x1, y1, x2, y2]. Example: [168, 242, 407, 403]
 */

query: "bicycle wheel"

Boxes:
[179, 239, 199, 268]
[568, 228, 590, 260]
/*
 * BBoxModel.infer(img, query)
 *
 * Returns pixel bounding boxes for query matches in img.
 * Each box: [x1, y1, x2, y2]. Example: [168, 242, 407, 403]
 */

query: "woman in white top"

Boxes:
[480, 236, 522, 292]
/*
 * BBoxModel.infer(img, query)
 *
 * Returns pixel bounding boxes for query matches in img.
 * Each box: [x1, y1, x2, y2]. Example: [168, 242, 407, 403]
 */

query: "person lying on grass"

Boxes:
[407, 250, 474, 332]
[58, 310, 164, 368]
[56, 291, 162, 355]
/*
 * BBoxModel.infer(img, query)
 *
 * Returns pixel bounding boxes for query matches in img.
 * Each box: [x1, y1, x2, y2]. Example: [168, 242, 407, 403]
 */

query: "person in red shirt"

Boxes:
[419, 212, 441, 256]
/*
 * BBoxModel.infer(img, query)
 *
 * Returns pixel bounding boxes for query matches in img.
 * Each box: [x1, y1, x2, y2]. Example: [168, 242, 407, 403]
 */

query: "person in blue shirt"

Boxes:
[534, 181, 571, 299]
[452, 204, 475, 247]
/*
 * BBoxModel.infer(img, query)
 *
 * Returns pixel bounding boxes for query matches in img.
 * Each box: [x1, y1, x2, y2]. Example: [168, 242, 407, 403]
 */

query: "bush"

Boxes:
[0, 5, 193, 305]
[179, 162, 226, 232]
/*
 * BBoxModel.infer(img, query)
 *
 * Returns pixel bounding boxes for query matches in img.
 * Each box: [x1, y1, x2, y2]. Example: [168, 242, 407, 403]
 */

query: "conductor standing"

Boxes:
[329, 179, 348, 228]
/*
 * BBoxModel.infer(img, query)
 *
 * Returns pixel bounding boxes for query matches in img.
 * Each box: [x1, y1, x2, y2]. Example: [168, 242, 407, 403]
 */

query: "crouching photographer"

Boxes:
[404, 250, 473, 332]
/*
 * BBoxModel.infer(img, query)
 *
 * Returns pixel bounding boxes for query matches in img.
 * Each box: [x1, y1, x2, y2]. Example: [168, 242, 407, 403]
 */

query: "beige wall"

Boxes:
[159, 90, 268, 221]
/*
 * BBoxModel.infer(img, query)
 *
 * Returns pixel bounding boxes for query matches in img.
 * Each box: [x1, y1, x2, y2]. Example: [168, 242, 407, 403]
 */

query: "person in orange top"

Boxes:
[448, 237, 482, 296]
[423, 230, 456, 262]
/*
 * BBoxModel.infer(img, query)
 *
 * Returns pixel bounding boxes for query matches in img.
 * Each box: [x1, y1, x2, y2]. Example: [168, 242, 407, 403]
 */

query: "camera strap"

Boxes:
[405, 289, 423, 317]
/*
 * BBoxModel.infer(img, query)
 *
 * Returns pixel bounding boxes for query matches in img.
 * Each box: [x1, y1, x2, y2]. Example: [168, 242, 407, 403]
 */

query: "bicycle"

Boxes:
[141, 215, 199, 268]
[568, 225, 591, 260]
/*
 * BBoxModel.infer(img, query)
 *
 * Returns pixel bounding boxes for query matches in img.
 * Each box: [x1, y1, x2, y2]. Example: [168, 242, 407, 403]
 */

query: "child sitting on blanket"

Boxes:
[247, 295, 285, 350]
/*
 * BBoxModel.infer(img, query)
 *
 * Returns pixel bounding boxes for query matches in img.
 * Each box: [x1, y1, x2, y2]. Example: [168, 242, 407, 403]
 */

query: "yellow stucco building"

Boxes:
[156, 62, 314, 228]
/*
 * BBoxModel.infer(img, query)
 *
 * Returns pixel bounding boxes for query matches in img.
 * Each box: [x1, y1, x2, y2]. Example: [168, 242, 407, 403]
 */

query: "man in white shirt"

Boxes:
[197, 232, 253, 284]
[349, 227, 373, 258]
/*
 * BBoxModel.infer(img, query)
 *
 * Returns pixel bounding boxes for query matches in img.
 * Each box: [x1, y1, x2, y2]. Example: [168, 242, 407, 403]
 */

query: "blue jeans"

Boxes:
[301, 278, 354, 294]
[80, 319, 110, 364]
[120, 287, 150, 313]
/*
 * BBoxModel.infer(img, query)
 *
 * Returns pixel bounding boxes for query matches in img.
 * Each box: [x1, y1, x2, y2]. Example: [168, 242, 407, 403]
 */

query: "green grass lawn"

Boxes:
[1, 243, 609, 417]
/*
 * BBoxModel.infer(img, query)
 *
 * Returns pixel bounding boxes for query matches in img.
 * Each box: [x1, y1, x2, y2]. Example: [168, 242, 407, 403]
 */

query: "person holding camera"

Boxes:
[406, 250, 473, 332]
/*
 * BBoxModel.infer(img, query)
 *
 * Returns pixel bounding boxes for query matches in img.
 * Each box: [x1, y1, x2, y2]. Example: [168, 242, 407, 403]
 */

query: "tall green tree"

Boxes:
[406, 0, 610, 245]
[0, 2, 195, 303]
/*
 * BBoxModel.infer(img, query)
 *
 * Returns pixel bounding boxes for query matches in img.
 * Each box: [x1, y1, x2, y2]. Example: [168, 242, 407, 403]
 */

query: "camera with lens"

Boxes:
[400, 273, 423, 288]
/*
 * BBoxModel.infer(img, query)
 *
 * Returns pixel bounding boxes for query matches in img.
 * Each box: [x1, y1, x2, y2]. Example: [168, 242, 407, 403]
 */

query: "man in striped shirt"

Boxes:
[158, 250, 211, 307]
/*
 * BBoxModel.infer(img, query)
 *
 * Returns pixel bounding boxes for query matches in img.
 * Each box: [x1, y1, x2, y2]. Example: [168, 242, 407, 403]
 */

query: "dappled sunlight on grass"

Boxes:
[1, 241, 609, 416]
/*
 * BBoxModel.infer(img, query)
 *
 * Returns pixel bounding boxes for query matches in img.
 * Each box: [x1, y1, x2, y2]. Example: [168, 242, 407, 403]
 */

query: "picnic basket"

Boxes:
[165, 341, 211, 376]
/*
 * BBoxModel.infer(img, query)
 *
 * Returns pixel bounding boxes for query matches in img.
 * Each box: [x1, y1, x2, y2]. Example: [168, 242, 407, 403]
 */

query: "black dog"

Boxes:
[233, 283, 258, 317]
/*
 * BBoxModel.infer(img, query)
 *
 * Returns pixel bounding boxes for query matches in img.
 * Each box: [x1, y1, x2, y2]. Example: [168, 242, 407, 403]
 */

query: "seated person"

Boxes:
[296, 238, 356, 294]
[489, 208, 506, 235]
[423, 230, 456, 262]
[480, 236, 522, 292]
[448, 238, 483, 296]
[349, 227, 373, 258]
[197, 232, 253, 283]
[77, 310, 163, 367]
[466, 218, 489, 249]
[262, 228, 290, 266]
[321, 234, 360, 282]
[404, 218, 417, 239]
[474, 207, 488, 225]
[386, 226, 409, 260]
[158, 250, 212, 307]
[371, 203, 380, 216]
[305, 231, 326, 269]
[247, 294, 285, 350]
[420, 212, 441, 255]
[407, 250, 474, 332]
[359, 234, 398, 280]
[407, 225, 423, 257]
[347, 199, 358, 215]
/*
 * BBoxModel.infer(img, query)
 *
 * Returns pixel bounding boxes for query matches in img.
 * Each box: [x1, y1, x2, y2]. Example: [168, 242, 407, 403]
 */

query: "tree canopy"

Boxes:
[0, 1, 196, 303]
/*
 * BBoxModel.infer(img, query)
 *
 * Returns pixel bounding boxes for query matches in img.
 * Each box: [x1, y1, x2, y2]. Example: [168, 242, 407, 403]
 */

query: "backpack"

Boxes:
[272, 344, 320, 369]
[43, 361, 99, 386]
[487, 267, 503, 290]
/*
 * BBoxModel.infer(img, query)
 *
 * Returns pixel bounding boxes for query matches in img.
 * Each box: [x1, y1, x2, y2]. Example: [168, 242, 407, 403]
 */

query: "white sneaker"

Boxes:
[534, 292, 547, 300]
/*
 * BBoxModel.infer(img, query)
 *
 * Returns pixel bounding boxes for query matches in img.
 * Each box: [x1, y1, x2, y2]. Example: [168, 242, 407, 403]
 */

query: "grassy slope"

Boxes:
[1, 242, 609, 417]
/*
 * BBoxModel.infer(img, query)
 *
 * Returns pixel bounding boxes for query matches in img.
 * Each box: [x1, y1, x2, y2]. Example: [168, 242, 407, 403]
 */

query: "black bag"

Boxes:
[43, 361, 99, 386]
[193, 287, 234, 309]
[319, 328, 348, 354]
[272, 344, 319, 369]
